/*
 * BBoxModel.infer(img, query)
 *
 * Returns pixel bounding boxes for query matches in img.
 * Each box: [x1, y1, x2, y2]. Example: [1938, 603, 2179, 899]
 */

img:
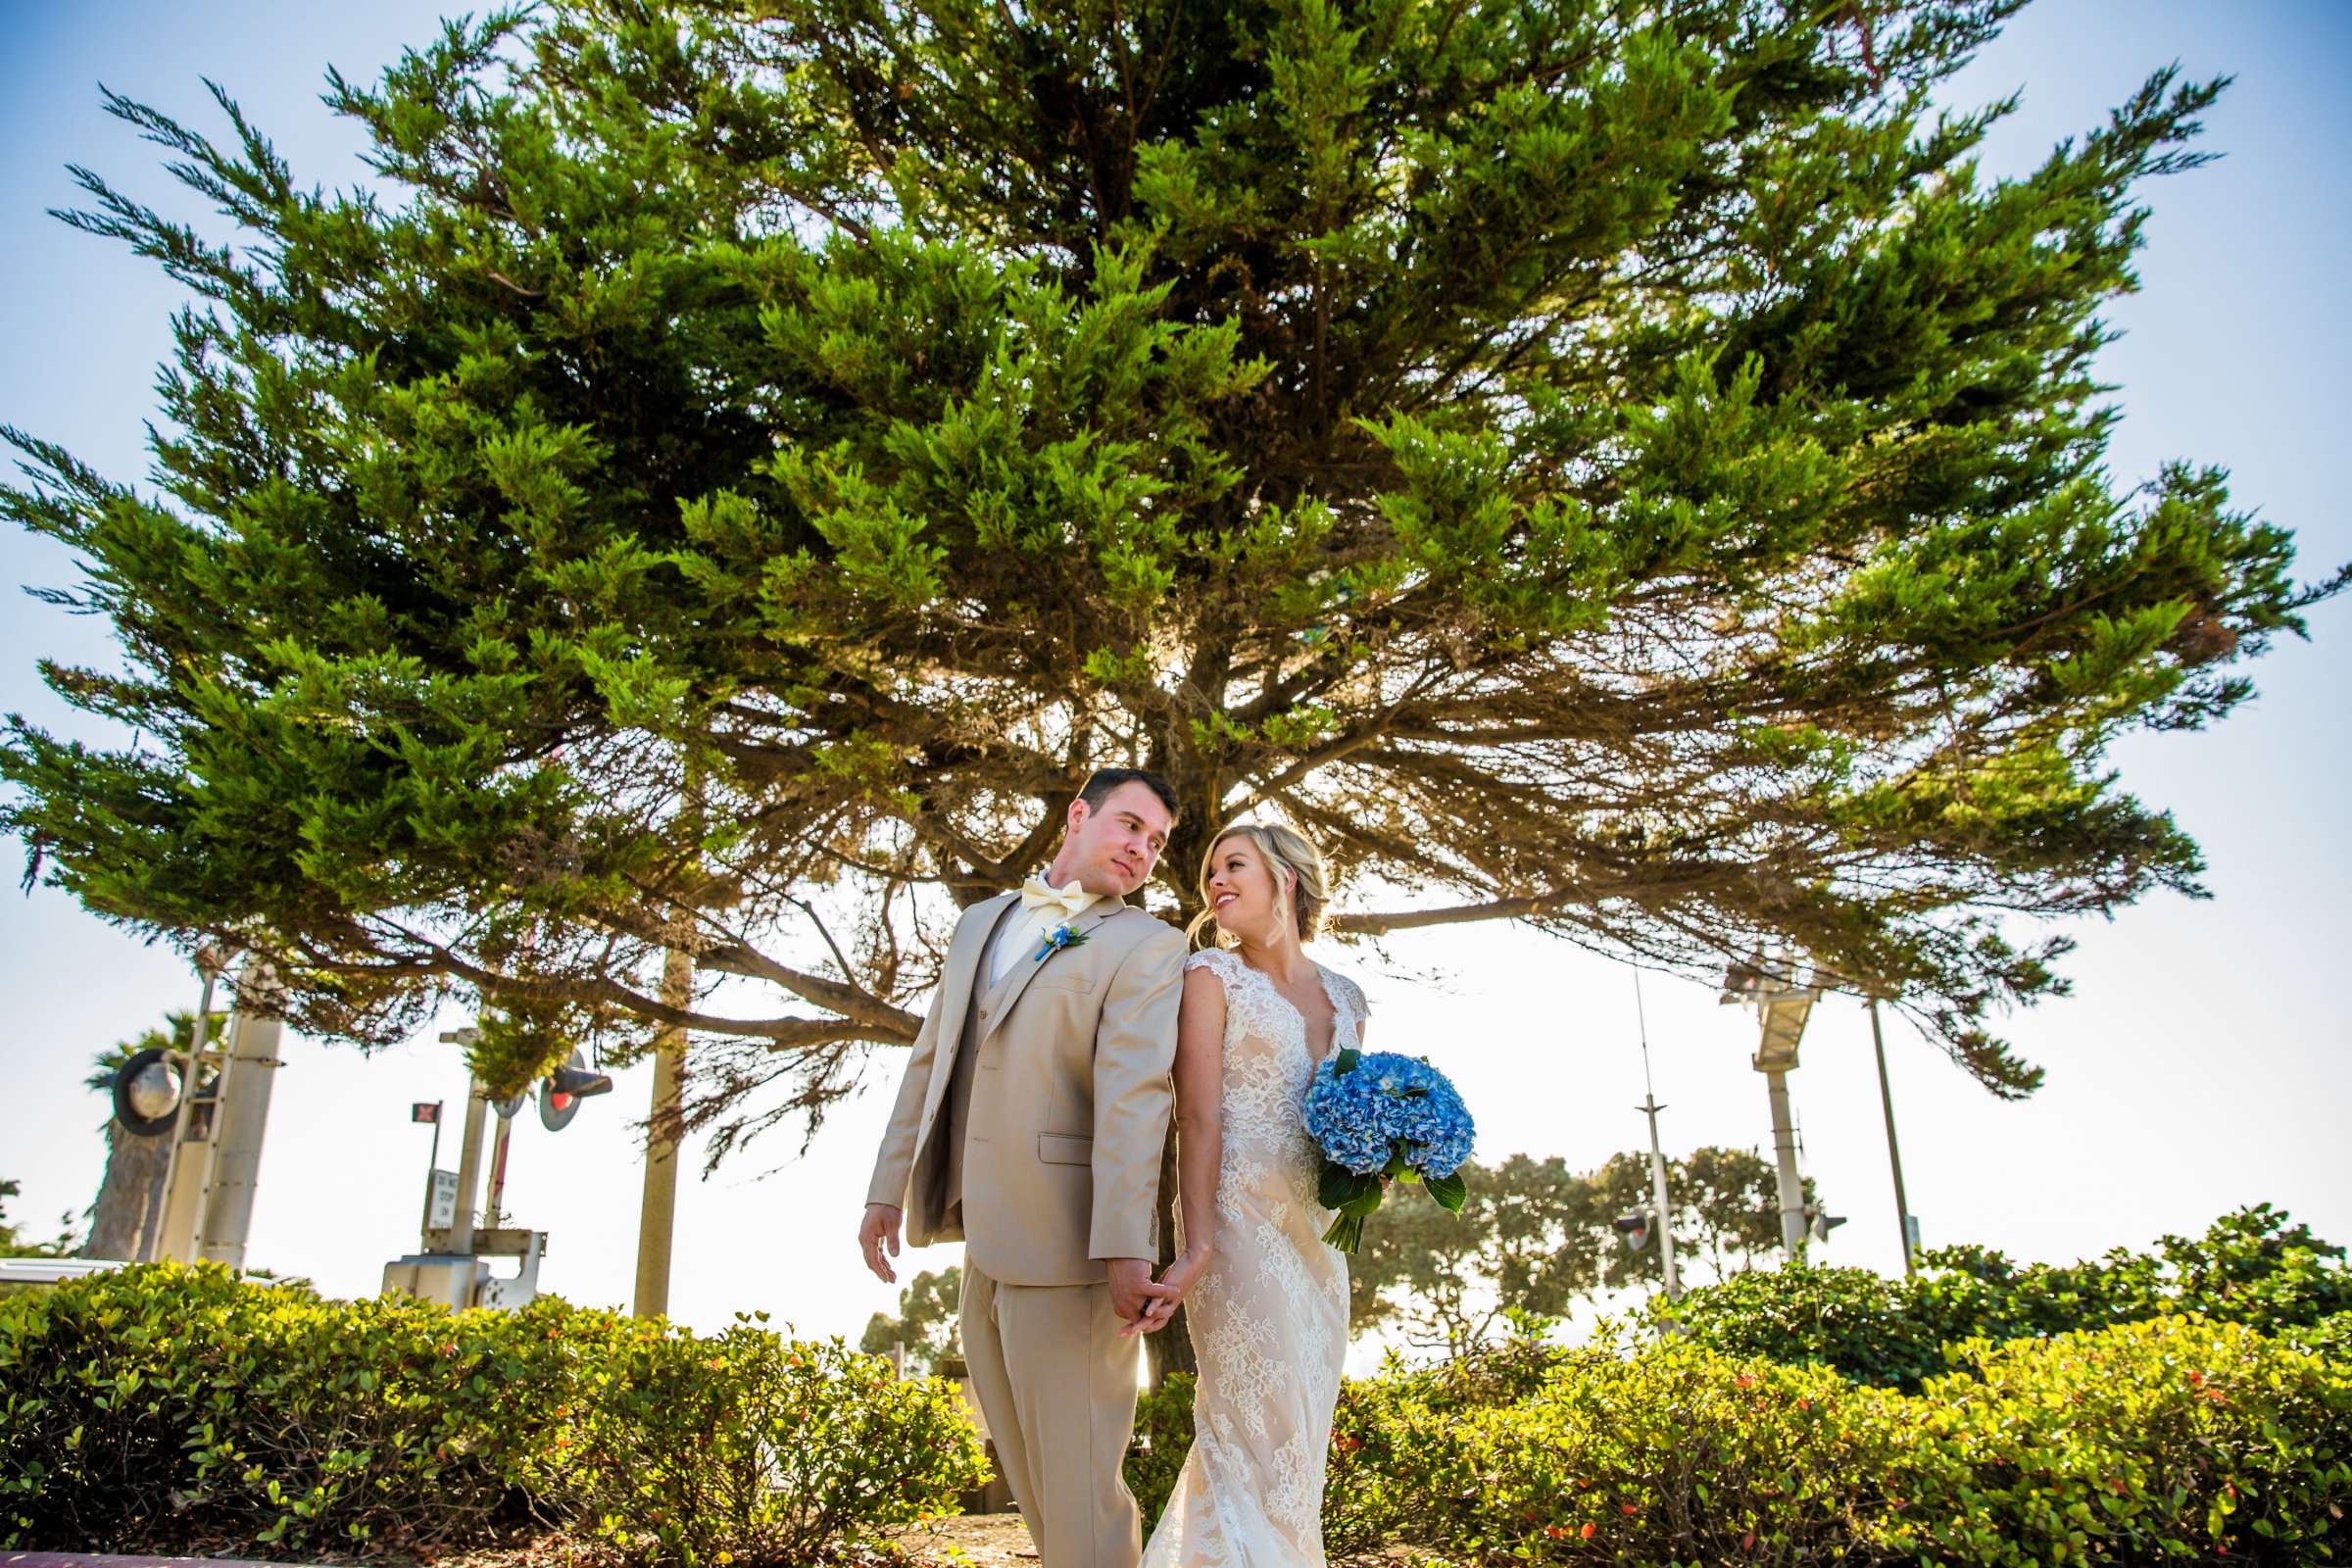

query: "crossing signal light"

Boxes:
[1613, 1209, 1652, 1251]
[539, 1049, 613, 1131]
[110, 1047, 185, 1138]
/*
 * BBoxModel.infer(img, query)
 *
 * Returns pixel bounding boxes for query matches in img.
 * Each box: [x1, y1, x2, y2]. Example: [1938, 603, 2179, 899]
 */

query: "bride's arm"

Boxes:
[1171, 966, 1226, 1261]
[1130, 965, 1224, 1336]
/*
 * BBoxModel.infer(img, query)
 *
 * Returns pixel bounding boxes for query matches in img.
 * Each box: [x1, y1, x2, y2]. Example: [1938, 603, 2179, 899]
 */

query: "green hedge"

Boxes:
[1654, 1205, 2352, 1391]
[0, 1264, 985, 1563]
[1130, 1314, 2352, 1565]
[1443, 1315, 2352, 1565]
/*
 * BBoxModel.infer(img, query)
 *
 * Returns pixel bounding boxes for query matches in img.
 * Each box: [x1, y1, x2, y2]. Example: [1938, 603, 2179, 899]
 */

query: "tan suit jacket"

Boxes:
[866, 890, 1186, 1286]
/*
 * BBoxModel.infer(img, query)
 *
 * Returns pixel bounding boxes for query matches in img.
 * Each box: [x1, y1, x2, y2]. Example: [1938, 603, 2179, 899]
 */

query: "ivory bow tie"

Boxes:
[1020, 876, 1093, 920]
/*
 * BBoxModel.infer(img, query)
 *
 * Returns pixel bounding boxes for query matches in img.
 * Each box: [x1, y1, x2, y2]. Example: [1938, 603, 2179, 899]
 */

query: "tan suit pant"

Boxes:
[960, 1262, 1144, 1568]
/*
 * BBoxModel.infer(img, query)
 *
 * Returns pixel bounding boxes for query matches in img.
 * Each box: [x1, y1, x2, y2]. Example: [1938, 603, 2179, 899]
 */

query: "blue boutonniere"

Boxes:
[1033, 921, 1090, 962]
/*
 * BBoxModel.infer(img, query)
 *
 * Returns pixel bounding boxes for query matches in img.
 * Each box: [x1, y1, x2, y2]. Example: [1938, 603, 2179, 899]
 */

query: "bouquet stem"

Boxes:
[1321, 1211, 1369, 1253]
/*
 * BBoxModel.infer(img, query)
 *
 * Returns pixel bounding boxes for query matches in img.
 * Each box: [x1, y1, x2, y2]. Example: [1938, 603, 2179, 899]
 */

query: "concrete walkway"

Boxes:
[5, 1557, 295, 1568]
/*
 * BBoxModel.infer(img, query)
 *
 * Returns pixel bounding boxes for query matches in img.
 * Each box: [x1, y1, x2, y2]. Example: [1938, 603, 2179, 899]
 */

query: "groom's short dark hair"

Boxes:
[1078, 766, 1180, 823]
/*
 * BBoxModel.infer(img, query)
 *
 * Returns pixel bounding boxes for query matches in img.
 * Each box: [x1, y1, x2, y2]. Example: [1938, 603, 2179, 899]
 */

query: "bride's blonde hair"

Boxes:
[1185, 820, 1329, 949]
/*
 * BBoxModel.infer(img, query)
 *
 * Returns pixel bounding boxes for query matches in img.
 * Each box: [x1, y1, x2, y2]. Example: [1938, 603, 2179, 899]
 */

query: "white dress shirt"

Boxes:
[990, 876, 1103, 987]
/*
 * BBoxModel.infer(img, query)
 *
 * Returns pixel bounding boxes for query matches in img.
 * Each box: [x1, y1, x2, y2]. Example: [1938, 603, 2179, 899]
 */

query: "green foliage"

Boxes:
[1126, 1369, 1198, 1534]
[1351, 1146, 1815, 1351]
[1656, 1204, 2352, 1390]
[5, 0, 2339, 1153]
[81, 1007, 226, 1097]
[1124, 1305, 2352, 1563]
[1322, 1326, 1569, 1554]
[1402, 1316, 2352, 1566]
[0, 1263, 982, 1562]
[0, 1263, 555, 1550]
[549, 1313, 988, 1567]
[1883, 1316, 2352, 1566]
[0, 1180, 80, 1260]
[857, 1263, 962, 1377]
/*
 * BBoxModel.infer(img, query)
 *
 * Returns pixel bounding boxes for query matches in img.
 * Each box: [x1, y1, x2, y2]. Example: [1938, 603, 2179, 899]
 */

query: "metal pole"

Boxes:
[485, 1111, 515, 1231]
[194, 967, 285, 1269]
[161, 955, 255, 1263]
[418, 1106, 443, 1239]
[1765, 1068, 1805, 1257]
[142, 955, 220, 1263]
[1631, 972, 1682, 1300]
[633, 944, 694, 1319]
[1868, 997, 1916, 1277]
[449, 1074, 489, 1256]
[1640, 1094, 1682, 1300]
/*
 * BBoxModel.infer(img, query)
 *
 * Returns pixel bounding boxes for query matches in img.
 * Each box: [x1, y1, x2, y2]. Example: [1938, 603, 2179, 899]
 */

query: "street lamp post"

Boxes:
[1722, 953, 1820, 1260]
[141, 946, 226, 1262]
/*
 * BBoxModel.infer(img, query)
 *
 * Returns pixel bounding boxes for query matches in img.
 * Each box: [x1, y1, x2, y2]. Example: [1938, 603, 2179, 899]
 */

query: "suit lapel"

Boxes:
[976, 896, 1123, 1046]
[918, 892, 1019, 1129]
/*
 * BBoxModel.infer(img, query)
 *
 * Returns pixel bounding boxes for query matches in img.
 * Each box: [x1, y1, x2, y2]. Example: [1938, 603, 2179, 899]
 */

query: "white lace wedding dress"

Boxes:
[1140, 948, 1361, 1568]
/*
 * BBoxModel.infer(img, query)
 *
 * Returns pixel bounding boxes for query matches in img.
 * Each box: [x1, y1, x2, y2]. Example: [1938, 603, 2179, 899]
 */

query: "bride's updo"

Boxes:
[1187, 820, 1330, 949]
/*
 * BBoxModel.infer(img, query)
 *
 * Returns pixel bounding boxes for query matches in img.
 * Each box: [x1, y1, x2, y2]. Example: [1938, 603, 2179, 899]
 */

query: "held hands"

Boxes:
[862, 1217, 1181, 1329]
[858, 1202, 904, 1285]
[1120, 1247, 1213, 1338]
[1106, 1256, 1183, 1332]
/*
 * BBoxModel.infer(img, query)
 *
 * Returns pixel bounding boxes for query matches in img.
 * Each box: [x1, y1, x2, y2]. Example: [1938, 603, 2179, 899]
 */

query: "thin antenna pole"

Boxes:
[1632, 971, 1681, 1300]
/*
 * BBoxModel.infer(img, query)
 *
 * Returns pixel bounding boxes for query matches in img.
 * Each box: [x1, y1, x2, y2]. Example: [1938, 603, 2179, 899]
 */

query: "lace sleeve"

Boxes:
[1184, 947, 1241, 985]
[1338, 972, 1369, 1021]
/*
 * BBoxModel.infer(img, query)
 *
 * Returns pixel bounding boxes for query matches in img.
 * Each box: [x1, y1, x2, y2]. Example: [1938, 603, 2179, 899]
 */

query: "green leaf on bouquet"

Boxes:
[1333, 1048, 1361, 1076]
[1320, 1166, 1381, 1212]
[1424, 1169, 1469, 1214]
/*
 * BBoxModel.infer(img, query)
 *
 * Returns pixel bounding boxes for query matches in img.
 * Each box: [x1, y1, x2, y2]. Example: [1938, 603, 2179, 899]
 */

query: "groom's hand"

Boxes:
[1104, 1257, 1178, 1327]
[858, 1202, 904, 1285]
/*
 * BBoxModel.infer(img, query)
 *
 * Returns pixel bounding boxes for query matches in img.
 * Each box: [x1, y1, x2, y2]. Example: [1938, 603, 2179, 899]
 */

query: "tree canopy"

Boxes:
[858, 1263, 964, 1375]
[5, 0, 2340, 1156]
[1350, 1145, 1811, 1350]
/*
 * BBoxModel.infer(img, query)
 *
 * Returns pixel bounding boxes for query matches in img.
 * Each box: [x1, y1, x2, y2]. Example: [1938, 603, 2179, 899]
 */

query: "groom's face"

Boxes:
[1065, 781, 1175, 897]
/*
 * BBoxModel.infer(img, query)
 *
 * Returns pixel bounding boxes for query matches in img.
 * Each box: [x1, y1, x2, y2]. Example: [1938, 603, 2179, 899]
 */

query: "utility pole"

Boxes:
[141, 945, 225, 1262]
[1721, 952, 1820, 1260]
[152, 956, 284, 1267]
[193, 969, 285, 1269]
[1763, 1066, 1805, 1256]
[437, 1030, 491, 1258]
[1868, 997, 1917, 1277]
[633, 943, 694, 1319]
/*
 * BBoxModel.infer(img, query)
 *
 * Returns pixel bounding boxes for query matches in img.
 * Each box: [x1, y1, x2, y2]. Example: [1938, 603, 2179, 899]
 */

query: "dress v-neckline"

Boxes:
[1234, 955, 1342, 1067]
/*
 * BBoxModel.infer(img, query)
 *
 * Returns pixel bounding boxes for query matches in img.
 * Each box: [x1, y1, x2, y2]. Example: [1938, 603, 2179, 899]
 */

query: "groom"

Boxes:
[858, 767, 1188, 1568]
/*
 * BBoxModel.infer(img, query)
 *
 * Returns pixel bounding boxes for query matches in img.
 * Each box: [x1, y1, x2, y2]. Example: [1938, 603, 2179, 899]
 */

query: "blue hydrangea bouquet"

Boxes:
[1300, 1048, 1475, 1252]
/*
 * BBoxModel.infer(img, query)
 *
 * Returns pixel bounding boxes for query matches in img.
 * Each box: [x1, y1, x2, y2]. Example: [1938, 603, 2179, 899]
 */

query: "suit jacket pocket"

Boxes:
[1038, 1132, 1093, 1166]
[1028, 969, 1098, 993]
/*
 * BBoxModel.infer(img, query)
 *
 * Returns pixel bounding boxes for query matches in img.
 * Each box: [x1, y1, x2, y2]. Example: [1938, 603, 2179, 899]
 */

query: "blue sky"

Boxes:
[1, 1, 2345, 1355]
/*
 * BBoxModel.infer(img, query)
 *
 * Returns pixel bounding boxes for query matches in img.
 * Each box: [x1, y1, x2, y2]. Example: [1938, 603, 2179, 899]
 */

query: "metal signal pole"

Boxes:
[1633, 971, 1682, 1301]
[1868, 997, 1917, 1277]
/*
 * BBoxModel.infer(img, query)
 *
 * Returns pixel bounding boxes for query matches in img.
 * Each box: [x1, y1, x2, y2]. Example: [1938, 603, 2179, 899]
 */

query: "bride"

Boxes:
[1126, 820, 1366, 1567]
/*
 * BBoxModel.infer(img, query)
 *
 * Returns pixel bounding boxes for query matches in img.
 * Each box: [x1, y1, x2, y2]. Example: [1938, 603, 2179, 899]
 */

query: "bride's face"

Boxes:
[1204, 835, 1288, 940]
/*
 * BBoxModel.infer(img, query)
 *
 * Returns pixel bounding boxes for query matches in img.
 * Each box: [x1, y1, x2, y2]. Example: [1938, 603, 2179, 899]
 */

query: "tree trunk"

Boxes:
[81, 1120, 170, 1261]
[1146, 1120, 1198, 1387]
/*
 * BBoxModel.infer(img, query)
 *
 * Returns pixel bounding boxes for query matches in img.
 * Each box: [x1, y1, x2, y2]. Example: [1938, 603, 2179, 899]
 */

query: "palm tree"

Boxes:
[79, 1010, 222, 1260]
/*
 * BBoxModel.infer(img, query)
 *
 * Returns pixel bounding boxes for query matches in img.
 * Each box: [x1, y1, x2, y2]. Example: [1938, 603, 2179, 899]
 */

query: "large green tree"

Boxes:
[1350, 1145, 1808, 1350]
[858, 1263, 964, 1375]
[4, 0, 2339, 1157]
